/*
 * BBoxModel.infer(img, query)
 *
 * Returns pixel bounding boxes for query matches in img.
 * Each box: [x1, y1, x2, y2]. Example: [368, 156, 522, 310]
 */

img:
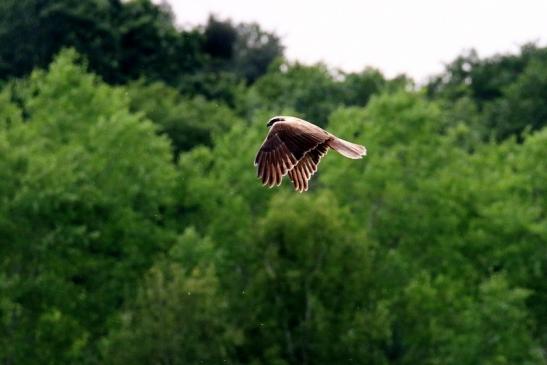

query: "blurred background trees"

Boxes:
[0, 0, 546, 364]
[426, 43, 547, 140]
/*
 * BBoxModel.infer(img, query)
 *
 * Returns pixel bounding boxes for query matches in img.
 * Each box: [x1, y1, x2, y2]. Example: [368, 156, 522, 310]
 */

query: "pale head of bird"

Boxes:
[266, 116, 285, 127]
[267, 115, 299, 127]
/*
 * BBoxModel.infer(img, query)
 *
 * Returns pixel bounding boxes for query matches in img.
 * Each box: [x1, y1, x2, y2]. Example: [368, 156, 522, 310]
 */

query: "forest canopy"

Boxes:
[1, 1, 546, 364]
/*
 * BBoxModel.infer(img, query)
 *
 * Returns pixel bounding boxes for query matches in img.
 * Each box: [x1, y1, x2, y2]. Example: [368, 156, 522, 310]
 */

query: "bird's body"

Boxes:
[254, 116, 366, 192]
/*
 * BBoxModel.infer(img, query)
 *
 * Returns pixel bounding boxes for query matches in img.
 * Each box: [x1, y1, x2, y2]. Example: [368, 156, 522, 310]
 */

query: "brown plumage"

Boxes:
[254, 116, 367, 192]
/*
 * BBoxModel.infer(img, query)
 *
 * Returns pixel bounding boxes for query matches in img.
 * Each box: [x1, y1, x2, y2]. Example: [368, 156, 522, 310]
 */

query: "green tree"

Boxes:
[229, 192, 386, 364]
[0, 0, 118, 81]
[103, 229, 233, 364]
[126, 80, 241, 155]
[0, 0, 205, 84]
[250, 61, 343, 126]
[248, 61, 400, 126]
[320, 92, 546, 364]
[339, 67, 387, 106]
[0, 49, 176, 364]
[490, 58, 547, 138]
[115, 0, 205, 83]
[233, 22, 284, 83]
[427, 43, 547, 139]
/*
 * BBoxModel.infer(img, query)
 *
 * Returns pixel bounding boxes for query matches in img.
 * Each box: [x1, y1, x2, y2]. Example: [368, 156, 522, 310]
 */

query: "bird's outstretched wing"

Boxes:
[254, 121, 330, 187]
[287, 142, 329, 192]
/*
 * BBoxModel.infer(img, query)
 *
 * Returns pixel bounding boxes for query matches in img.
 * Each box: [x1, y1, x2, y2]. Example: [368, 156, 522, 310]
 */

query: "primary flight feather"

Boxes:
[254, 116, 367, 192]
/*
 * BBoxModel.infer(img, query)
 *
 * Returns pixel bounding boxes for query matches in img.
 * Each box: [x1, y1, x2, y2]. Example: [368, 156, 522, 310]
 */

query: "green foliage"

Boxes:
[0, 0, 279, 94]
[115, 0, 204, 83]
[229, 192, 385, 364]
[1, 12, 547, 365]
[172, 88, 546, 364]
[339, 67, 388, 105]
[427, 44, 547, 139]
[0, 0, 205, 84]
[0, 49, 176, 364]
[232, 22, 285, 84]
[492, 58, 547, 138]
[251, 61, 345, 126]
[397, 273, 540, 365]
[103, 248, 231, 364]
[318, 92, 546, 364]
[126, 80, 241, 155]
[250, 61, 408, 126]
[0, 0, 119, 80]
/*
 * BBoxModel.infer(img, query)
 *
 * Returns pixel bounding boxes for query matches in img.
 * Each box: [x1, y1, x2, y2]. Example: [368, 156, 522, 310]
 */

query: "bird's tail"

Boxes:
[328, 137, 367, 159]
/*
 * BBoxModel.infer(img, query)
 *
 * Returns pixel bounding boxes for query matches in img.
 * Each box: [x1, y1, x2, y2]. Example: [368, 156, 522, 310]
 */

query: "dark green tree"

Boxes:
[427, 43, 547, 139]
[0, 0, 119, 81]
[0, 0, 205, 84]
[490, 58, 547, 138]
[115, 0, 205, 83]
[233, 22, 284, 83]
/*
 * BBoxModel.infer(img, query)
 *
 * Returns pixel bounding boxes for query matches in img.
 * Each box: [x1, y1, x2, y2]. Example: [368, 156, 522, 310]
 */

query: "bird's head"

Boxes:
[266, 116, 287, 127]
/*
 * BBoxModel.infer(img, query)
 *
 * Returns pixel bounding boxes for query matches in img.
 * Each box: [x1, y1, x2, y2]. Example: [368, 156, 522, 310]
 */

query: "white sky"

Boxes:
[162, 0, 547, 82]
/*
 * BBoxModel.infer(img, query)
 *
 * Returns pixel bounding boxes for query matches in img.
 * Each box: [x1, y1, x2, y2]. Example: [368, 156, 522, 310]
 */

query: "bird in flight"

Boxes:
[254, 116, 366, 192]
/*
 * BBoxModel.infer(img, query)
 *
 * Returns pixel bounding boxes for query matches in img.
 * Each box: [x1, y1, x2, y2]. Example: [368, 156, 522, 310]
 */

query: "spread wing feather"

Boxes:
[287, 142, 329, 192]
[254, 121, 329, 188]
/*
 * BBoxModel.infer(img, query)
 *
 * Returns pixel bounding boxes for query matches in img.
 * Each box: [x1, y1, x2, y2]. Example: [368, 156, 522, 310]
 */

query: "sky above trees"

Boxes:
[166, 0, 547, 81]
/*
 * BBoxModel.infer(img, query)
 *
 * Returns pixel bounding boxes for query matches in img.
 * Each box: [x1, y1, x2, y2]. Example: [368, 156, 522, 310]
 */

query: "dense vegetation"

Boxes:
[1, 1, 546, 364]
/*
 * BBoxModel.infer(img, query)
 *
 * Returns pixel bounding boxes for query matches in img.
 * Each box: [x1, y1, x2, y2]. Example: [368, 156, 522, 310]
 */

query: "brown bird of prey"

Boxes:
[254, 116, 366, 192]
